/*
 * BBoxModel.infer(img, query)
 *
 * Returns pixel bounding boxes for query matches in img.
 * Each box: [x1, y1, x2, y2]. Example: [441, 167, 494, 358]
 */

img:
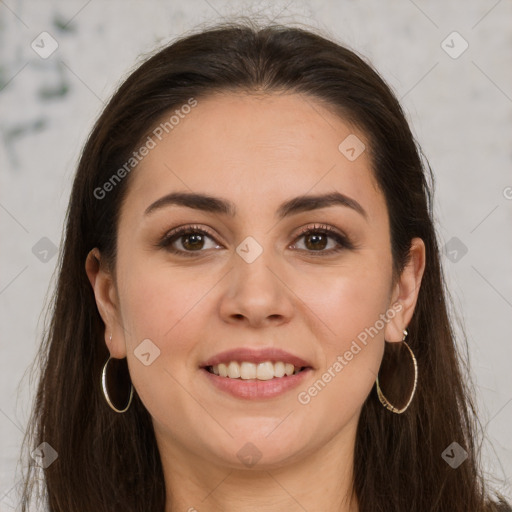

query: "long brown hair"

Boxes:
[19, 18, 510, 512]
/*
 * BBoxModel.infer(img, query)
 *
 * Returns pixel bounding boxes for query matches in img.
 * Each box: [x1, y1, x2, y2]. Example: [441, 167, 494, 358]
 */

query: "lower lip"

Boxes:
[200, 367, 313, 399]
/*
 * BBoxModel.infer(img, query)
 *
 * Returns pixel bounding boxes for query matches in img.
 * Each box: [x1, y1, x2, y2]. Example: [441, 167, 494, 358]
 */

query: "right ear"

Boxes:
[85, 248, 127, 358]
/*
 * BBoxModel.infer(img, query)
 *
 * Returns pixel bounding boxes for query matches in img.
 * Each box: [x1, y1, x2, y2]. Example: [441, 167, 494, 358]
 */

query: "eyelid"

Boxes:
[157, 222, 354, 255]
[157, 224, 221, 250]
[291, 223, 354, 251]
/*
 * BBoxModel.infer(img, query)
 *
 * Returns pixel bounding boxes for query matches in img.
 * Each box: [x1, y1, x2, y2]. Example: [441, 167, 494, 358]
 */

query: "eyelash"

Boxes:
[157, 223, 353, 257]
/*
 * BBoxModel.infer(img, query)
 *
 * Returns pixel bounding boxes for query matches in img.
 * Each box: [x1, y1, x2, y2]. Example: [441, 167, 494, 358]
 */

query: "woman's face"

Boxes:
[90, 92, 421, 470]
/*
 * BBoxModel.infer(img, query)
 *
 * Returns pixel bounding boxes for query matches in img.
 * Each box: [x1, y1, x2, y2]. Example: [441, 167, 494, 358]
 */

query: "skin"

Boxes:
[86, 92, 425, 512]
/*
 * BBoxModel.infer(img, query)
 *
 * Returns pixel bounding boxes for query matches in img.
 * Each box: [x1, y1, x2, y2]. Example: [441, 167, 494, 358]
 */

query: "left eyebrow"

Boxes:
[276, 191, 368, 220]
[144, 191, 368, 220]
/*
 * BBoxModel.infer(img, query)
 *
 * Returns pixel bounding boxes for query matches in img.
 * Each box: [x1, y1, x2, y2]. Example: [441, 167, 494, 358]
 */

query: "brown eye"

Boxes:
[292, 224, 353, 255]
[303, 232, 329, 251]
[158, 223, 352, 257]
[158, 226, 222, 256]
[181, 232, 206, 251]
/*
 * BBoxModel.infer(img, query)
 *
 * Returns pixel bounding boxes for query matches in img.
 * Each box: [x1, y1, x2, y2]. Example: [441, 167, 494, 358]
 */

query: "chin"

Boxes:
[202, 426, 310, 470]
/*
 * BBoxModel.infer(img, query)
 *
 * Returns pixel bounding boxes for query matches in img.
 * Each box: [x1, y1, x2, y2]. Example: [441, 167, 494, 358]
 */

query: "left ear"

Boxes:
[384, 237, 426, 342]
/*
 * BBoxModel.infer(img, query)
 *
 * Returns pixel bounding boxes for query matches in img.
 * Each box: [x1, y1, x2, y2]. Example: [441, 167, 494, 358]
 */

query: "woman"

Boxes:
[20, 19, 510, 512]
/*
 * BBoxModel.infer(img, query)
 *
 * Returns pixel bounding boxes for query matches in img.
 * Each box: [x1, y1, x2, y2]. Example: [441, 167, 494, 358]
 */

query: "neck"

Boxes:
[158, 416, 360, 512]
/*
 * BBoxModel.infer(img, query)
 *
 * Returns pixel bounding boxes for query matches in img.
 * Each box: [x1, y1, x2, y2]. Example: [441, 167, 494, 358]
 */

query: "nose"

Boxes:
[218, 245, 295, 328]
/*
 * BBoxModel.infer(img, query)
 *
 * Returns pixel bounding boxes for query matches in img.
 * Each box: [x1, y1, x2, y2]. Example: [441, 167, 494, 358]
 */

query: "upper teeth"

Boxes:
[210, 361, 300, 380]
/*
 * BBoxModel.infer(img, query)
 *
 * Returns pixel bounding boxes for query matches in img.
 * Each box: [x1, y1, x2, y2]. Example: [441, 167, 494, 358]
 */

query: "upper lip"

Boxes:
[200, 347, 313, 369]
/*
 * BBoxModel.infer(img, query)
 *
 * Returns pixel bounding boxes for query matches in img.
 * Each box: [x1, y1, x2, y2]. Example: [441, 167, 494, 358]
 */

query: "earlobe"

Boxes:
[384, 237, 426, 342]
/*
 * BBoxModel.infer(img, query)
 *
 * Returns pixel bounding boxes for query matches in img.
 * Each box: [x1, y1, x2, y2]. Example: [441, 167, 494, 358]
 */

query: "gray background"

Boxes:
[1, 0, 511, 508]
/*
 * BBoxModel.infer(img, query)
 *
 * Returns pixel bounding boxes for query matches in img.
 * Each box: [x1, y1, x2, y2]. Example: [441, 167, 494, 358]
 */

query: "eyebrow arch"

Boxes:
[144, 191, 368, 220]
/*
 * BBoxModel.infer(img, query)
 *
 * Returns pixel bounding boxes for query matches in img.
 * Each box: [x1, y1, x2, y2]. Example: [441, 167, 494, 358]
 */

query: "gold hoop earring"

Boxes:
[101, 334, 133, 413]
[376, 329, 418, 414]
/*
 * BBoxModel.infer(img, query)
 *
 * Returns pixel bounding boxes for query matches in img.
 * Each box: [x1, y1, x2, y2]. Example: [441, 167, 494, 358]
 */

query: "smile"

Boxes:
[206, 361, 307, 380]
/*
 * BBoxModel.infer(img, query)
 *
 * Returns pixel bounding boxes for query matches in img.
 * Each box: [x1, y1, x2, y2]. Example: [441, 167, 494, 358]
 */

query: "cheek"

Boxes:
[291, 256, 391, 412]
[116, 256, 225, 413]
[293, 252, 393, 346]
[118, 254, 217, 343]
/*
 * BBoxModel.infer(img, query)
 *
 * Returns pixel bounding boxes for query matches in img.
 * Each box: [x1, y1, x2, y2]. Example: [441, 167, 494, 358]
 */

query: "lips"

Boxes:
[199, 347, 314, 399]
[200, 347, 313, 369]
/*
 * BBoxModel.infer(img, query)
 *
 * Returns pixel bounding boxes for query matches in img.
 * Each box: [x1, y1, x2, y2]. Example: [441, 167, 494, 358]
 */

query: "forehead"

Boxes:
[121, 92, 385, 222]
